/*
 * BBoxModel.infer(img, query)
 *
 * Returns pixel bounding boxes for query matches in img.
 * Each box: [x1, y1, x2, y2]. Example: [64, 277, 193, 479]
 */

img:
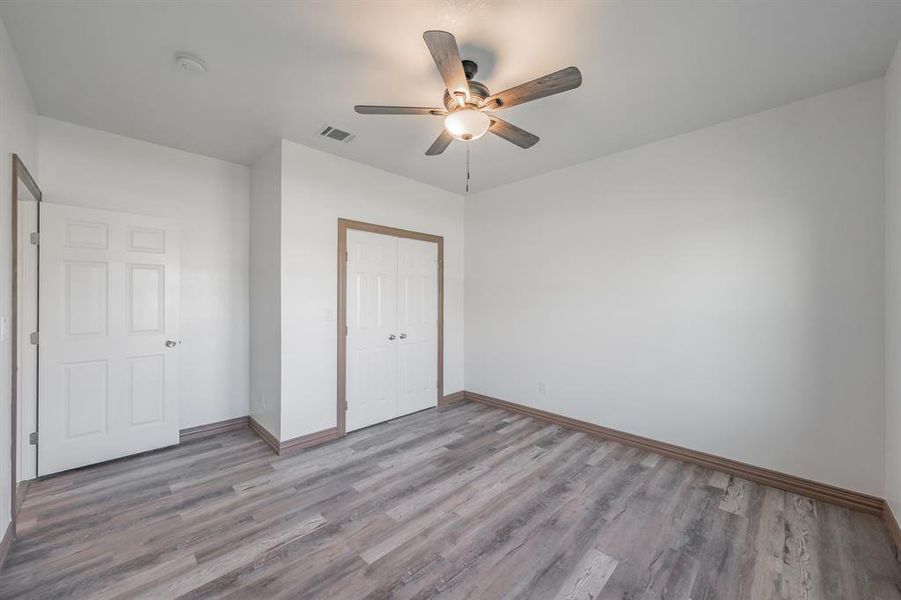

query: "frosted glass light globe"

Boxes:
[444, 108, 490, 141]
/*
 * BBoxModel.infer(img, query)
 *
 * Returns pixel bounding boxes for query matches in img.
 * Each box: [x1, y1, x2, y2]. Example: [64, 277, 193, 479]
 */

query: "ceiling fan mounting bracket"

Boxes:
[462, 59, 478, 81]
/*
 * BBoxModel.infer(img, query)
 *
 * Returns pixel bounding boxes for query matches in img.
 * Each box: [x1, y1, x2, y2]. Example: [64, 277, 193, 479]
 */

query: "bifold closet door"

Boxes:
[345, 229, 439, 433]
[396, 238, 438, 416]
[346, 230, 399, 432]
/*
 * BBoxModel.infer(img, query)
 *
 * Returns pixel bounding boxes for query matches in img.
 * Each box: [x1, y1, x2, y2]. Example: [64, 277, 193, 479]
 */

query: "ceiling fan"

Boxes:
[354, 30, 582, 156]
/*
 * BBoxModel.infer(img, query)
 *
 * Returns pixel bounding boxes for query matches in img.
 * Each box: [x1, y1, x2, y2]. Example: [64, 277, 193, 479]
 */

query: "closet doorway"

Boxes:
[337, 219, 443, 435]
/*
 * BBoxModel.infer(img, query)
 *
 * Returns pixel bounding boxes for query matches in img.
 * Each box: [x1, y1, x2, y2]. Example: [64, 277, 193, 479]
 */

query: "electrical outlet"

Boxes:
[0, 316, 8, 343]
[538, 382, 547, 395]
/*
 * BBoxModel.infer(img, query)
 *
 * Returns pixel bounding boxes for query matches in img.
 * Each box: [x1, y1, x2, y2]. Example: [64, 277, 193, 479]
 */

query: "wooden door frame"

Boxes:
[337, 218, 444, 438]
[10, 154, 41, 536]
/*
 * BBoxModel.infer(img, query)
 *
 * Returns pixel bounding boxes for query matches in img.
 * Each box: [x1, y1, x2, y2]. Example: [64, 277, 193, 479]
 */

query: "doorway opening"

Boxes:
[11, 154, 41, 534]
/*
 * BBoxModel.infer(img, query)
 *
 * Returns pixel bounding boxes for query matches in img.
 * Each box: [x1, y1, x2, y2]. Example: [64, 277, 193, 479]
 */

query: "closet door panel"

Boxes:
[345, 230, 398, 432]
[396, 237, 439, 415]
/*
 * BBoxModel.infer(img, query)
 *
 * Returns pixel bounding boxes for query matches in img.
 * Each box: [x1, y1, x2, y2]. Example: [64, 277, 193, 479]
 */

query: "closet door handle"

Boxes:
[399, 333, 407, 339]
[388, 334, 396, 341]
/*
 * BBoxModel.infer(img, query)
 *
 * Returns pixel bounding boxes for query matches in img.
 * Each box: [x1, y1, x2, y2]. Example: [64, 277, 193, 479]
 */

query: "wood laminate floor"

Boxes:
[2, 401, 900, 599]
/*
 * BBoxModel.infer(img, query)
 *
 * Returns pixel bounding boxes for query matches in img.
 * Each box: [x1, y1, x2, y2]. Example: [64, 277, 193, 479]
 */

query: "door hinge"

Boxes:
[29, 331, 38, 345]
[29, 432, 37, 445]
[29, 232, 39, 245]
[344, 325, 348, 336]
[345, 400, 348, 410]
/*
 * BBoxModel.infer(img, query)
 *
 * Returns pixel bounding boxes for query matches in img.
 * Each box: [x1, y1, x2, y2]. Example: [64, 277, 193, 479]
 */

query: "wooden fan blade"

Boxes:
[488, 116, 539, 149]
[423, 30, 470, 103]
[485, 66, 582, 110]
[426, 129, 454, 155]
[355, 105, 446, 116]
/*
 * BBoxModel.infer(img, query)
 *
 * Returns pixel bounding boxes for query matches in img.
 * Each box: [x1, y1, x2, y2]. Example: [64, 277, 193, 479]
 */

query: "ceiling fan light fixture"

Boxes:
[356, 31, 581, 156]
[444, 108, 490, 141]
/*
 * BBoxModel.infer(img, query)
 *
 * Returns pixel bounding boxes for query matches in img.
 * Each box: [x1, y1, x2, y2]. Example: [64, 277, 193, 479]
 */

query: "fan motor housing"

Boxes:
[442, 59, 489, 110]
[443, 80, 490, 110]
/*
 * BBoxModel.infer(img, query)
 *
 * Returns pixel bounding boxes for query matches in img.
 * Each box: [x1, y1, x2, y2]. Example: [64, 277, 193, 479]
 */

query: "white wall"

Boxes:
[249, 143, 282, 438]
[279, 140, 464, 441]
[466, 80, 885, 495]
[0, 15, 37, 534]
[37, 117, 250, 430]
[886, 41, 901, 515]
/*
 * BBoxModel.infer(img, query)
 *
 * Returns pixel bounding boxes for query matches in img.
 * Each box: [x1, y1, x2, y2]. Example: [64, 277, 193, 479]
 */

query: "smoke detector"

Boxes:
[175, 53, 206, 73]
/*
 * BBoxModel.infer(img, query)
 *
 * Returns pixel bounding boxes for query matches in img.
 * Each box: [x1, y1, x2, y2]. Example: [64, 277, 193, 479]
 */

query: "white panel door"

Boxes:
[346, 230, 398, 432]
[39, 203, 179, 475]
[396, 238, 438, 416]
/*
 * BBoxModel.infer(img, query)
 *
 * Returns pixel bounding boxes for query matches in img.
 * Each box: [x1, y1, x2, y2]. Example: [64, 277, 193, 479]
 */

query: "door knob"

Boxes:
[165, 340, 177, 348]
[399, 333, 407, 339]
[388, 334, 396, 341]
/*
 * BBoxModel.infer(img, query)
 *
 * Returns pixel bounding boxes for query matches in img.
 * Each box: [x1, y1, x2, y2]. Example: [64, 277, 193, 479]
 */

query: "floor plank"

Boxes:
[2, 402, 899, 599]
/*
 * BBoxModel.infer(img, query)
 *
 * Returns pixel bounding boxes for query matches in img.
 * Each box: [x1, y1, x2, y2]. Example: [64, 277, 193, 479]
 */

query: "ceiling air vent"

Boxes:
[318, 125, 355, 143]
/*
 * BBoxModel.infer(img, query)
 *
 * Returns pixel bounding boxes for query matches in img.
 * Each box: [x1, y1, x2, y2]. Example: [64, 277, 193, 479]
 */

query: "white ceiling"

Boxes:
[2, 1, 901, 194]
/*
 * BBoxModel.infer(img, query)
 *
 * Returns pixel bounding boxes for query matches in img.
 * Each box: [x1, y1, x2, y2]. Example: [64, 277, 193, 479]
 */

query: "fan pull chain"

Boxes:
[465, 142, 470, 193]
